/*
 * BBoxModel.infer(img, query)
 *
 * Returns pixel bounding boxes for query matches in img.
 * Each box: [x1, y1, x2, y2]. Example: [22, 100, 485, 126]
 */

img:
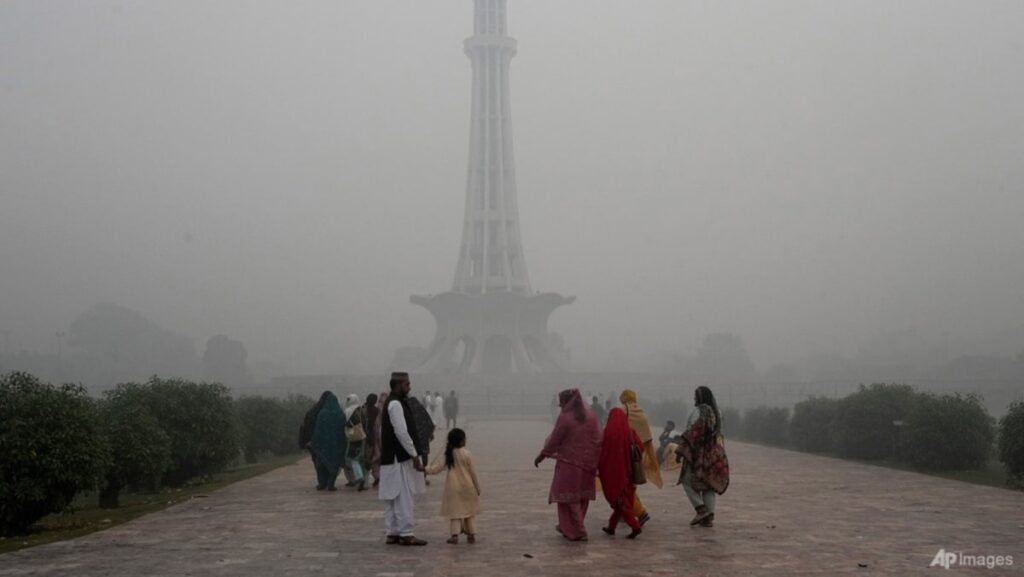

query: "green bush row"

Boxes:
[732, 383, 1024, 486]
[0, 371, 311, 535]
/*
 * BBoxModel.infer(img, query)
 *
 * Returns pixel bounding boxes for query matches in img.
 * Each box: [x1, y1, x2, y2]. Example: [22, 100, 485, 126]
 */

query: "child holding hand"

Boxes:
[426, 428, 481, 544]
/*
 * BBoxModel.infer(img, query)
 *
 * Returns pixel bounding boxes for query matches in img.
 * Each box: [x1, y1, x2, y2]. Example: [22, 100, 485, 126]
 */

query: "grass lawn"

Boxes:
[732, 439, 1017, 491]
[885, 458, 1011, 490]
[0, 454, 303, 555]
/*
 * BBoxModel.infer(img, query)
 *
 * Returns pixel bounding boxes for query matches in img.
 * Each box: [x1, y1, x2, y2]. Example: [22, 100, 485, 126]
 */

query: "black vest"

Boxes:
[381, 397, 421, 465]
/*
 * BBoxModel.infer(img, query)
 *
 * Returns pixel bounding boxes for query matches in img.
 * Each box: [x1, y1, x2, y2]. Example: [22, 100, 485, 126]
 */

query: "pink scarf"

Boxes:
[542, 389, 602, 474]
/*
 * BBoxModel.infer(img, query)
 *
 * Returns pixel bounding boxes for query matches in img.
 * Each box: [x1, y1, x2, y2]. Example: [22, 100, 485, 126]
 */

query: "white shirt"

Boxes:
[378, 398, 426, 500]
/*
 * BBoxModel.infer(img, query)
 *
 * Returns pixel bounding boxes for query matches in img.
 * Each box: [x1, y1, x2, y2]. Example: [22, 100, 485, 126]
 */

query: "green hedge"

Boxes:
[237, 395, 312, 463]
[99, 383, 172, 508]
[999, 401, 1024, 486]
[902, 393, 994, 471]
[0, 372, 110, 535]
[143, 377, 241, 485]
[720, 407, 741, 437]
[1, 371, 312, 533]
[790, 397, 839, 454]
[832, 384, 919, 460]
[741, 405, 790, 446]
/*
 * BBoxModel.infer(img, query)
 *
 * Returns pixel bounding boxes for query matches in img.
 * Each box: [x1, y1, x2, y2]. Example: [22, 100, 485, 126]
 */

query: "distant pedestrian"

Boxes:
[431, 392, 444, 425]
[535, 389, 601, 542]
[443, 390, 459, 429]
[300, 392, 330, 489]
[423, 391, 433, 421]
[597, 408, 643, 539]
[426, 428, 481, 544]
[591, 396, 606, 425]
[675, 386, 730, 528]
[656, 420, 676, 465]
[344, 394, 368, 491]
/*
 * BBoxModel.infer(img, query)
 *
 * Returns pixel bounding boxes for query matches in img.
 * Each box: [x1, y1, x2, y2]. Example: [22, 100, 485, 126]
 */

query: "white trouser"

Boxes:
[383, 481, 415, 536]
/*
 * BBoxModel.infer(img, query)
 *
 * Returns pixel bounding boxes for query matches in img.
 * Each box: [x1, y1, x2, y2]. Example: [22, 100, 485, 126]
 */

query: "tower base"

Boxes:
[410, 291, 574, 374]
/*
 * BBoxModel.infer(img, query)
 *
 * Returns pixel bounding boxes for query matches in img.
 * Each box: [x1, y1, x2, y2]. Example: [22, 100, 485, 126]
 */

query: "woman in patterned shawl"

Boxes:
[534, 388, 602, 542]
[310, 391, 347, 491]
[675, 386, 730, 527]
[618, 389, 663, 526]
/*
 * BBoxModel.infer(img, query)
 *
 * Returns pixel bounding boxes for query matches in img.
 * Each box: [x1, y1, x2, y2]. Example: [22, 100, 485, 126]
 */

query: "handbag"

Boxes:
[630, 442, 647, 485]
[345, 411, 366, 442]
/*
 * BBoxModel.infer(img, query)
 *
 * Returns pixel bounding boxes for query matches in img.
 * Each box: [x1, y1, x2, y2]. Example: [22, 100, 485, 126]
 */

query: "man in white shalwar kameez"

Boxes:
[378, 372, 428, 545]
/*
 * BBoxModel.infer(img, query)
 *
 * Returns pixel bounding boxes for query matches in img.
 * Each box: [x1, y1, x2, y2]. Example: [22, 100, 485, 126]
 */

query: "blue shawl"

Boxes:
[311, 392, 347, 472]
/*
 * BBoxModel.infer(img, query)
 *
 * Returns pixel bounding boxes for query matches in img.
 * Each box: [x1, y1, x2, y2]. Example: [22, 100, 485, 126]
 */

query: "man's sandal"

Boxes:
[385, 535, 400, 545]
[399, 536, 428, 546]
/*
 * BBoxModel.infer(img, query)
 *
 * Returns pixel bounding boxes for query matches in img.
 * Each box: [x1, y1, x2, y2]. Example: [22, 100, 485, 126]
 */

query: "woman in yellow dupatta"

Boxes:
[618, 389, 663, 526]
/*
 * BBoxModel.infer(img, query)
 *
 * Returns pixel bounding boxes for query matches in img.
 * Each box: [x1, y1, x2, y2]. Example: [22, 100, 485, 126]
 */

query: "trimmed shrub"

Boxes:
[237, 396, 289, 463]
[790, 397, 839, 453]
[144, 377, 240, 485]
[902, 393, 994, 471]
[999, 401, 1024, 486]
[832, 383, 919, 460]
[277, 394, 315, 455]
[742, 405, 790, 446]
[98, 383, 172, 508]
[0, 372, 110, 535]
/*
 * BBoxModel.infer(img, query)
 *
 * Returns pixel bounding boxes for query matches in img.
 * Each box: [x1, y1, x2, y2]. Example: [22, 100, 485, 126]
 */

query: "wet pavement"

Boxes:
[1, 419, 1022, 576]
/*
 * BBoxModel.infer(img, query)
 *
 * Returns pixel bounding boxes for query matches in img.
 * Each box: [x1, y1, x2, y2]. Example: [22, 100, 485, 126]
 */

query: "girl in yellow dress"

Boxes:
[426, 428, 482, 544]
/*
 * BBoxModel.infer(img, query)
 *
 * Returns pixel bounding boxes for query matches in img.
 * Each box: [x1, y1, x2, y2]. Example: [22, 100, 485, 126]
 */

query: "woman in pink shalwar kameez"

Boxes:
[534, 388, 602, 541]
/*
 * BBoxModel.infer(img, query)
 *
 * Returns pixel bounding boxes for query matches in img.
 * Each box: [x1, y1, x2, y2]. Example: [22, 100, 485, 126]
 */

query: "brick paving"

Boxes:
[1, 419, 1022, 576]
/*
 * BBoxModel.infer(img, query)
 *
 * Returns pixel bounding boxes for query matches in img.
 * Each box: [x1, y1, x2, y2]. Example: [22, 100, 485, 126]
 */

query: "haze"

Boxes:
[2, 1, 1023, 382]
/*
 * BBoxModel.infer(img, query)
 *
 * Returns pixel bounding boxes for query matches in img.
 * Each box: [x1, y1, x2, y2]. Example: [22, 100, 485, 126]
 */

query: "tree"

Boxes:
[68, 303, 199, 386]
[902, 393, 994, 471]
[832, 384, 919, 460]
[741, 406, 790, 446]
[720, 407, 741, 437]
[202, 335, 249, 387]
[0, 372, 110, 535]
[143, 377, 241, 485]
[236, 396, 288, 463]
[790, 396, 839, 453]
[98, 383, 172, 508]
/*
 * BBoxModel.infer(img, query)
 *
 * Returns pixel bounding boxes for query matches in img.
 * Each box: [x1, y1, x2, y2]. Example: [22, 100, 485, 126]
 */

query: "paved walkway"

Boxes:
[1, 420, 1022, 576]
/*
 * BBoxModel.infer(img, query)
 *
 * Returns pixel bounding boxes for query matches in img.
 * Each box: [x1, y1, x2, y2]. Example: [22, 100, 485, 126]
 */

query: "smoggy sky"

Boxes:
[2, 1, 1023, 375]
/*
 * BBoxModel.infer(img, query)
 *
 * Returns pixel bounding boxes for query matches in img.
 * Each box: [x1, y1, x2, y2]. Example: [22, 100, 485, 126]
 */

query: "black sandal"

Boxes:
[399, 536, 428, 546]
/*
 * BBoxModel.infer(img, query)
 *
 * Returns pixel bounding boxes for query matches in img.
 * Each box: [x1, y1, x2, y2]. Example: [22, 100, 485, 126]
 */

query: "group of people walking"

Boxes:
[301, 373, 729, 547]
[538, 386, 729, 541]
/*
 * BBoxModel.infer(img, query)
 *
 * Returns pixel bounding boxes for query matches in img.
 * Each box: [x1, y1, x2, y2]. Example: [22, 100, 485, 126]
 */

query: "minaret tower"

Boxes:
[411, 0, 574, 374]
[453, 0, 530, 296]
